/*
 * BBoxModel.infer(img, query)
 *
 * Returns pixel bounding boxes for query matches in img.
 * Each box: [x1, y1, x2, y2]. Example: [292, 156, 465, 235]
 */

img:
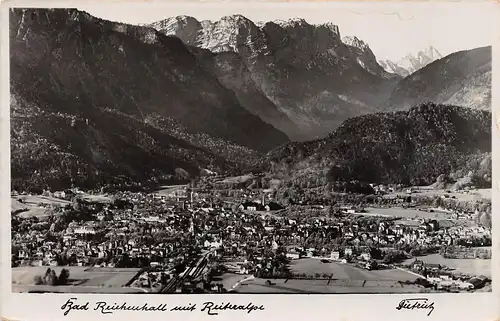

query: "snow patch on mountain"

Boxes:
[342, 36, 369, 51]
[379, 46, 443, 77]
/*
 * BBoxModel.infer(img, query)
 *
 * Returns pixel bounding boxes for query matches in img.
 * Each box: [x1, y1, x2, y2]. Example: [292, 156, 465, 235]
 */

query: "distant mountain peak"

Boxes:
[147, 15, 200, 29]
[419, 45, 442, 59]
[379, 45, 444, 77]
[219, 14, 254, 24]
[320, 22, 340, 35]
[274, 17, 309, 27]
[385, 46, 491, 111]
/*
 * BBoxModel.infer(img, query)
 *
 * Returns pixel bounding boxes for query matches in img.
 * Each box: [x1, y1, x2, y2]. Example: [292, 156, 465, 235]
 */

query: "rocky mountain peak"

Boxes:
[320, 22, 341, 36]
[150, 14, 345, 56]
[341, 36, 391, 78]
[148, 15, 201, 30]
[148, 13, 397, 138]
[219, 14, 253, 24]
[342, 36, 369, 51]
[274, 17, 309, 28]
[145, 16, 202, 45]
[209, 14, 261, 37]
[379, 45, 444, 77]
[419, 45, 442, 60]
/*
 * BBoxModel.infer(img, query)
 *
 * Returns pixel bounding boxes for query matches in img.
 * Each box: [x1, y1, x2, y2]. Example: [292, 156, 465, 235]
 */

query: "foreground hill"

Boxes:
[265, 103, 491, 190]
[11, 94, 261, 192]
[386, 46, 491, 111]
[149, 15, 400, 140]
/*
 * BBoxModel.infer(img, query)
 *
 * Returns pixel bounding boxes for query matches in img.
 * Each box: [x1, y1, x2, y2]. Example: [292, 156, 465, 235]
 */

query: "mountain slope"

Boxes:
[379, 46, 443, 77]
[265, 103, 491, 189]
[10, 9, 289, 152]
[10, 8, 289, 191]
[189, 47, 303, 140]
[385, 46, 491, 111]
[11, 93, 228, 192]
[149, 15, 401, 140]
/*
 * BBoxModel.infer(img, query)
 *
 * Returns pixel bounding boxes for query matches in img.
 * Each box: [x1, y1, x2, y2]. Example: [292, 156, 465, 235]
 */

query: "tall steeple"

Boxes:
[189, 217, 194, 235]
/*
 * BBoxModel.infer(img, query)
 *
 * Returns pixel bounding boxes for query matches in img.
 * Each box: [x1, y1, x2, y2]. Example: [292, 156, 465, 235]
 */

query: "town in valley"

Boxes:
[11, 173, 492, 294]
[9, 8, 493, 295]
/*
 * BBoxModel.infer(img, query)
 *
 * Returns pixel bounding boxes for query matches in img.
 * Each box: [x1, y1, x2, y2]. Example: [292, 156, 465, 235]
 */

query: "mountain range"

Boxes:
[379, 46, 443, 77]
[148, 15, 400, 140]
[385, 46, 491, 111]
[10, 9, 280, 191]
[10, 9, 492, 192]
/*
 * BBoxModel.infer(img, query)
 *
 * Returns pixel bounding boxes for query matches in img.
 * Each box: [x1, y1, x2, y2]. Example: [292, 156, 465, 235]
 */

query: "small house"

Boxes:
[286, 252, 300, 260]
[238, 202, 265, 212]
[359, 252, 371, 261]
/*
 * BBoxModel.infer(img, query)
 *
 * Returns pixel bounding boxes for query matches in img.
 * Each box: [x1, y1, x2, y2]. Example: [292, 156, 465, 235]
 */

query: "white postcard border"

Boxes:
[1, 1, 499, 321]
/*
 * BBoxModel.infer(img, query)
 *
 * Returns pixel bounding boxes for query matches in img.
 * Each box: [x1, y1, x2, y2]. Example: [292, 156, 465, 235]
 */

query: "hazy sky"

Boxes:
[79, 1, 495, 61]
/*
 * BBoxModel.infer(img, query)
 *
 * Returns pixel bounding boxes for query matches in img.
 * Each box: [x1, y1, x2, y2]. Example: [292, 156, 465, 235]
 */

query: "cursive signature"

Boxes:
[396, 298, 435, 316]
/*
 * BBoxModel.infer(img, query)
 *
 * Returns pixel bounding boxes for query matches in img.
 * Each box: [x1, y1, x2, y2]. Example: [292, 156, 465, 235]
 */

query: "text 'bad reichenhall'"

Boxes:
[61, 298, 265, 316]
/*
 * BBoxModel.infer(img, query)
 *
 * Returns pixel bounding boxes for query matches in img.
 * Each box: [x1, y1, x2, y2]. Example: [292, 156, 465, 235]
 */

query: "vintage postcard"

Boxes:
[1, 1, 499, 320]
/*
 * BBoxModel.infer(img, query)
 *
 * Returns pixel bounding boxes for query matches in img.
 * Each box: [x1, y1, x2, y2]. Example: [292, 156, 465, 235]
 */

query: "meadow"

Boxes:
[12, 266, 143, 293]
[11, 195, 71, 219]
[232, 258, 421, 294]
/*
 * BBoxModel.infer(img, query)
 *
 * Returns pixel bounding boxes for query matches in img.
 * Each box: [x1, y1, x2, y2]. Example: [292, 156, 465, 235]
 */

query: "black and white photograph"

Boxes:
[7, 1, 494, 299]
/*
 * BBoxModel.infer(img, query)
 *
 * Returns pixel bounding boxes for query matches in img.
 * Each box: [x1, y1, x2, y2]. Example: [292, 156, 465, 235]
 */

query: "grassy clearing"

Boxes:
[364, 207, 451, 220]
[12, 284, 146, 293]
[80, 194, 114, 203]
[219, 175, 253, 184]
[289, 259, 418, 281]
[12, 195, 71, 218]
[234, 278, 422, 294]
[232, 258, 420, 294]
[385, 188, 491, 202]
[156, 185, 187, 196]
[12, 266, 140, 288]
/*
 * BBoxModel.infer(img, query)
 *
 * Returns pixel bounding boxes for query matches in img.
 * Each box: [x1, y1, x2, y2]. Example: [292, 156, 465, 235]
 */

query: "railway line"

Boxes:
[159, 250, 213, 293]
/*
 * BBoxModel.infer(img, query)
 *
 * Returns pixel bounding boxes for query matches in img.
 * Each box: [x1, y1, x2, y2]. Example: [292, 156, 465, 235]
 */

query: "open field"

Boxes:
[156, 185, 188, 196]
[413, 188, 491, 202]
[403, 254, 491, 278]
[217, 272, 252, 290]
[233, 258, 421, 294]
[363, 207, 452, 220]
[80, 194, 114, 203]
[12, 266, 141, 292]
[218, 174, 253, 184]
[12, 284, 148, 293]
[11, 195, 71, 218]
[233, 278, 423, 294]
[263, 179, 282, 192]
[289, 258, 419, 281]
[385, 188, 491, 202]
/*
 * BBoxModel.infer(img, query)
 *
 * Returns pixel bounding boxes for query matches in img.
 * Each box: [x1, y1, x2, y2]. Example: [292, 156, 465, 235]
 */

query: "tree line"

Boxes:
[33, 268, 70, 286]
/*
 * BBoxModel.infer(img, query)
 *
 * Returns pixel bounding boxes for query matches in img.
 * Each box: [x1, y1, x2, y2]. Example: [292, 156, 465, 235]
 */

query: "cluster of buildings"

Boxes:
[408, 259, 489, 291]
[11, 184, 491, 292]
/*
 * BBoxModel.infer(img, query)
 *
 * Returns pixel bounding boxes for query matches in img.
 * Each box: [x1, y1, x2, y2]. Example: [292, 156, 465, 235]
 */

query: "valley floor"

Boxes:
[11, 266, 143, 293]
[231, 258, 421, 294]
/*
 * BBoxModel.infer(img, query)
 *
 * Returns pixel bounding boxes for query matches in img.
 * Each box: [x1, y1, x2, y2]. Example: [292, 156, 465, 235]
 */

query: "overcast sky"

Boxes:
[79, 1, 495, 62]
